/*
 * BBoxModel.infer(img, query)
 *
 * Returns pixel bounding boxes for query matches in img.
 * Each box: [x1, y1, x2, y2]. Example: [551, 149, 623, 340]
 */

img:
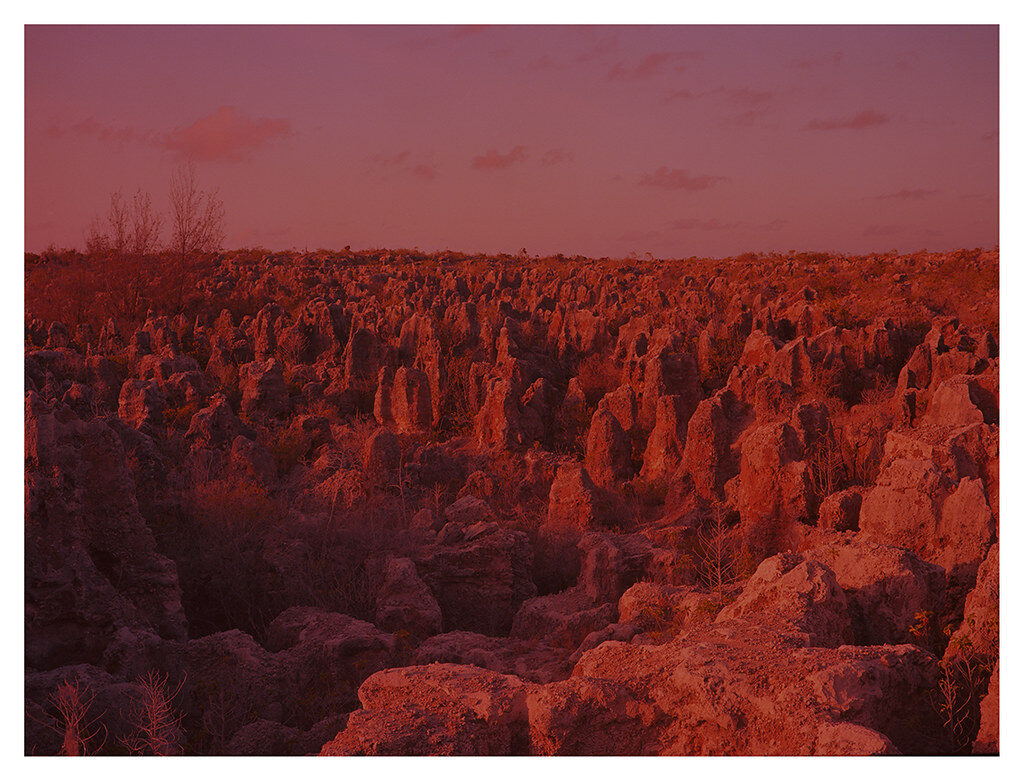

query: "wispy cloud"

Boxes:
[616, 229, 663, 243]
[372, 150, 439, 181]
[45, 116, 155, 147]
[668, 218, 740, 231]
[412, 164, 439, 181]
[871, 188, 937, 201]
[804, 109, 889, 131]
[372, 151, 410, 167]
[471, 145, 528, 170]
[541, 148, 573, 166]
[161, 106, 291, 161]
[663, 86, 774, 106]
[893, 52, 920, 71]
[575, 34, 619, 64]
[608, 51, 701, 81]
[722, 108, 776, 128]
[45, 106, 292, 162]
[449, 25, 491, 39]
[792, 51, 843, 70]
[638, 167, 727, 191]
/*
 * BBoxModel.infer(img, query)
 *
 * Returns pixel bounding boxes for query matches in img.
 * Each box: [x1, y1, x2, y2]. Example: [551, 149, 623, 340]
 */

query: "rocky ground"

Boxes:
[24, 247, 999, 755]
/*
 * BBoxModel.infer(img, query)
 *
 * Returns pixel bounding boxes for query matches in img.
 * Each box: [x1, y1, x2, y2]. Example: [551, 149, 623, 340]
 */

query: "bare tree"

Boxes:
[169, 162, 225, 264]
[167, 162, 225, 310]
[86, 189, 165, 322]
[87, 189, 161, 258]
[128, 189, 163, 257]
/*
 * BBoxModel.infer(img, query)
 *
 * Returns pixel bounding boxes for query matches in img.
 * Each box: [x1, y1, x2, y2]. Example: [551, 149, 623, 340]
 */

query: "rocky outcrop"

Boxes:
[543, 463, 604, 531]
[510, 587, 616, 649]
[25, 393, 186, 670]
[474, 378, 525, 451]
[239, 358, 288, 419]
[584, 407, 632, 488]
[413, 526, 536, 635]
[681, 389, 751, 500]
[320, 665, 535, 756]
[716, 553, 853, 647]
[413, 632, 569, 683]
[374, 558, 443, 643]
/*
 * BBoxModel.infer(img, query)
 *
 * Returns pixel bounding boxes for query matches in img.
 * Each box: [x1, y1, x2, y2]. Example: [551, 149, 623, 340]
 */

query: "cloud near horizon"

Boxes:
[541, 148, 573, 166]
[471, 145, 529, 170]
[792, 51, 843, 69]
[47, 106, 292, 162]
[161, 106, 291, 161]
[639, 167, 728, 191]
[668, 217, 740, 231]
[412, 164, 439, 181]
[872, 188, 937, 201]
[45, 116, 154, 147]
[663, 86, 775, 105]
[608, 51, 701, 81]
[804, 109, 890, 131]
[372, 151, 439, 181]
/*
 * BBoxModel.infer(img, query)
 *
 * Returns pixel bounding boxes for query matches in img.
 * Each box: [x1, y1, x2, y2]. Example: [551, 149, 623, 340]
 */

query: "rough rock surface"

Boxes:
[374, 558, 443, 643]
[25, 393, 186, 670]
[413, 527, 536, 635]
[715, 553, 853, 647]
[510, 587, 617, 649]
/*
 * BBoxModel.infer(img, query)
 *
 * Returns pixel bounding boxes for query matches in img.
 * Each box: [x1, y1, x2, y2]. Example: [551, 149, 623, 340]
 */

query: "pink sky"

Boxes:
[25, 25, 998, 257]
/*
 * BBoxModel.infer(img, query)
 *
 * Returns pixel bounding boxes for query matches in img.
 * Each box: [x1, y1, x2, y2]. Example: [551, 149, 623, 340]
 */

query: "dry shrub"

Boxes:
[164, 401, 202, 430]
[191, 476, 277, 540]
[695, 507, 737, 603]
[933, 655, 988, 754]
[574, 351, 620, 406]
[49, 679, 106, 756]
[331, 417, 382, 469]
[859, 376, 896, 407]
[122, 671, 184, 756]
[436, 326, 478, 437]
[806, 422, 849, 504]
[702, 331, 745, 393]
[264, 423, 313, 474]
[630, 594, 695, 641]
[169, 476, 282, 639]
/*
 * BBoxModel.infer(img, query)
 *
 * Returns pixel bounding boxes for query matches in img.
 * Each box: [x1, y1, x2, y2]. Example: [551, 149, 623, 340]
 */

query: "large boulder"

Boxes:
[543, 463, 605, 531]
[577, 531, 687, 604]
[117, 379, 167, 433]
[184, 394, 252, 450]
[640, 395, 690, 482]
[715, 553, 853, 647]
[570, 621, 943, 754]
[860, 454, 995, 575]
[805, 538, 946, 646]
[320, 665, 535, 756]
